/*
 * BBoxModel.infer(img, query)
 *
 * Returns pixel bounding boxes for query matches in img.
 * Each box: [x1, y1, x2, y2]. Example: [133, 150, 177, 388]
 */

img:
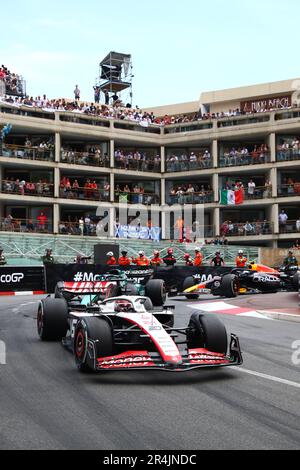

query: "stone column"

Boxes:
[268, 133, 276, 163]
[213, 207, 220, 237]
[161, 178, 165, 206]
[212, 140, 218, 168]
[271, 203, 279, 234]
[213, 173, 219, 203]
[110, 140, 114, 168]
[270, 167, 277, 198]
[55, 133, 61, 163]
[54, 167, 60, 198]
[161, 146, 165, 174]
[53, 203, 59, 234]
[110, 173, 115, 202]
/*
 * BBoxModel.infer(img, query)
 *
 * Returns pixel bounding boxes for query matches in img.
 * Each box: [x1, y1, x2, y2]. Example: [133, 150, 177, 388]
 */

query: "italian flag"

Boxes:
[219, 189, 244, 206]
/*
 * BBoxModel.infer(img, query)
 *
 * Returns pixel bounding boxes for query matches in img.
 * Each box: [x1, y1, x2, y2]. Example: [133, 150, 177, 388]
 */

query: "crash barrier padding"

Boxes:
[45, 264, 232, 294]
[0, 266, 46, 292]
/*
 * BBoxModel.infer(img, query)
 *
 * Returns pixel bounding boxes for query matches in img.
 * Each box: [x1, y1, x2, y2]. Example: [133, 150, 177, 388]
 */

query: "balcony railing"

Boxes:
[2, 181, 54, 198]
[0, 144, 55, 162]
[243, 185, 272, 200]
[59, 186, 110, 202]
[279, 220, 300, 234]
[219, 151, 270, 168]
[115, 191, 160, 205]
[165, 158, 213, 173]
[223, 222, 274, 237]
[114, 158, 161, 173]
[277, 184, 300, 198]
[276, 149, 300, 162]
[167, 191, 214, 205]
[60, 150, 110, 168]
[0, 217, 52, 233]
[59, 220, 108, 237]
[164, 121, 213, 134]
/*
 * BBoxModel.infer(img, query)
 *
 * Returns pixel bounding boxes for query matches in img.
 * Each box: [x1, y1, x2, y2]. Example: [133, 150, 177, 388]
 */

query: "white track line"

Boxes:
[232, 367, 300, 389]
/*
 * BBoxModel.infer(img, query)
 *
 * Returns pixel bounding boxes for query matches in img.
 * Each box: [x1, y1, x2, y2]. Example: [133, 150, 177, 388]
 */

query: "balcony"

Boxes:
[277, 184, 300, 198]
[2, 180, 54, 198]
[0, 144, 55, 162]
[165, 156, 212, 173]
[279, 220, 300, 234]
[276, 149, 300, 163]
[114, 157, 161, 173]
[60, 150, 110, 168]
[167, 191, 214, 206]
[219, 151, 270, 168]
[114, 191, 160, 205]
[243, 185, 272, 201]
[59, 185, 109, 202]
[222, 221, 274, 237]
[0, 217, 52, 234]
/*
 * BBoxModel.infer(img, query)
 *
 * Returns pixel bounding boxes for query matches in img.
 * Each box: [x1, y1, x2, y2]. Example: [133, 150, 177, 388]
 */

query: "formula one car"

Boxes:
[54, 269, 166, 306]
[181, 263, 292, 300]
[37, 295, 243, 373]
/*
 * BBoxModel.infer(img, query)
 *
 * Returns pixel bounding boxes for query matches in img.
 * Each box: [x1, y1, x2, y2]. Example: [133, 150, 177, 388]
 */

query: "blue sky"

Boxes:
[1, 0, 299, 108]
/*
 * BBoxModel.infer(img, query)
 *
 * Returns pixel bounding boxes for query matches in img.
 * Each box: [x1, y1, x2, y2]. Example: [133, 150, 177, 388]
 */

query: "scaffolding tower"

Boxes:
[96, 51, 133, 106]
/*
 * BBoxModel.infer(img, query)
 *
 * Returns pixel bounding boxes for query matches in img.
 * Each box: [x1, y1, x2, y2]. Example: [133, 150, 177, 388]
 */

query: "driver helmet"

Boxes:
[106, 251, 114, 257]
[114, 299, 133, 313]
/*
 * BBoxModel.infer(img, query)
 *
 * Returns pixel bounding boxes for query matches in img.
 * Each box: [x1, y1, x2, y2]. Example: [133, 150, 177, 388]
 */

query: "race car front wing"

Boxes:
[95, 334, 243, 372]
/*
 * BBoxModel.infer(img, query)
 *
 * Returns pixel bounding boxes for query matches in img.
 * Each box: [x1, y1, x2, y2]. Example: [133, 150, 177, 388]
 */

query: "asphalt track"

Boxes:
[0, 293, 300, 450]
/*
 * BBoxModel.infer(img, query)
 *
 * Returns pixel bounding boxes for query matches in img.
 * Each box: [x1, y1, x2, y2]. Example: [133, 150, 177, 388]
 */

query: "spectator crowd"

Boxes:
[59, 177, 110, 201]
[114, 149, 161, 172]
[166, 150, 212, 172]
[0, 65, 24, 96]
[220, 144, 270, 167]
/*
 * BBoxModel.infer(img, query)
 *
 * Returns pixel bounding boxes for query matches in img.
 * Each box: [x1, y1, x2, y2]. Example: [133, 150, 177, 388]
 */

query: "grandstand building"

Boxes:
[1, 76, 300, 250]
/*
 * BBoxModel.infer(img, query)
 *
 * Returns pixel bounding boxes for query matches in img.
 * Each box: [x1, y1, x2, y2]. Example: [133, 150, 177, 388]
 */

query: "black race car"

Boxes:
[54, 269, 166, 306]
[181, 263, 290, 300]
[37, 295, 243, 373]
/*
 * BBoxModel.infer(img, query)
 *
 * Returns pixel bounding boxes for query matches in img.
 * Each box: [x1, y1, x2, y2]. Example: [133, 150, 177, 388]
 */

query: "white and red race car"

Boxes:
[37, 296, 243, 373]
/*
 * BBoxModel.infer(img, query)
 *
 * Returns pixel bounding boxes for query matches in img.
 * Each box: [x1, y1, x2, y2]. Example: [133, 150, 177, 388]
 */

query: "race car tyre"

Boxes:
[219, 274, 239, 298]
[54, 282, 73, 302]
[292, 272, 300, 291]
[125, 283, 139, 296]
[182, 276, 199, 300]
[37, 298, 68, 341]
[106, 284, 121, 299]
[144, 297, 154, 311]
[187, 312, 228, 354]
[74, 317, 114, 373]
[145, 279, 166, 306]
